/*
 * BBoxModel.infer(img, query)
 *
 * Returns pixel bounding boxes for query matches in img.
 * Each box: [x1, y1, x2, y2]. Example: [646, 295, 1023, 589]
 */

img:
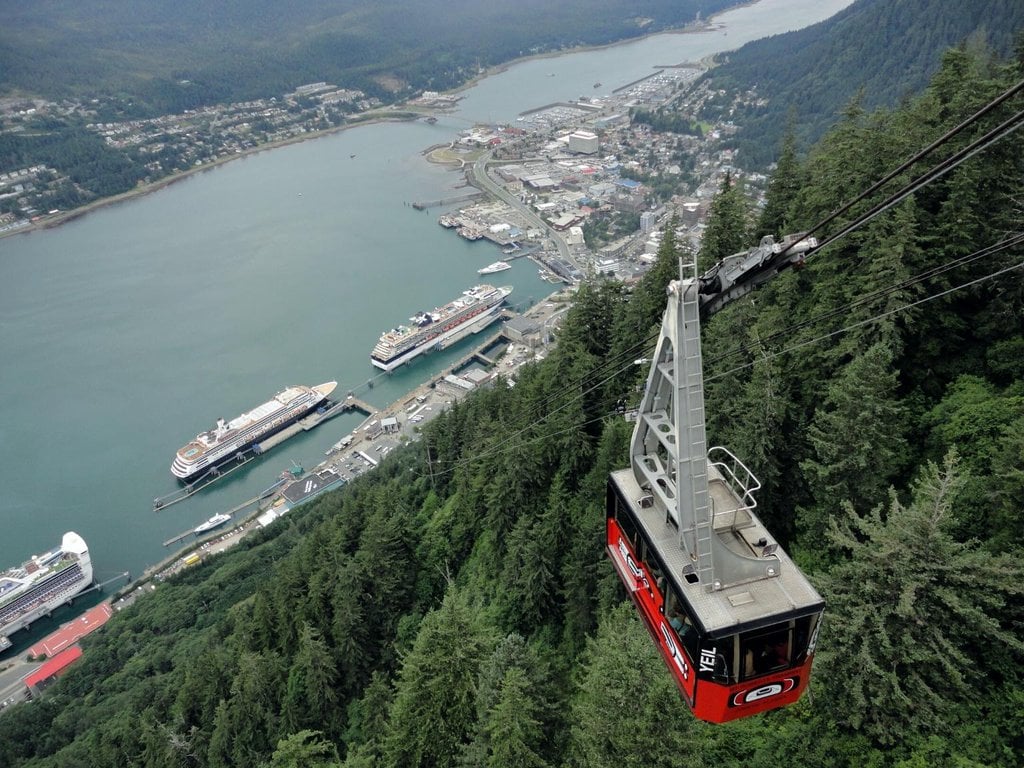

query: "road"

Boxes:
[468, 151, 577, 271]
[0, 657, 40, 711]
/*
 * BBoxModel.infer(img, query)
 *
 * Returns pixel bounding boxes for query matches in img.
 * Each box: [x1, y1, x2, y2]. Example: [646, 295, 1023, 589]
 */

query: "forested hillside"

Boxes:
[0, 0, 735, 115]
[698, 0, 1024, 167]
[1, 46, 1023, 768]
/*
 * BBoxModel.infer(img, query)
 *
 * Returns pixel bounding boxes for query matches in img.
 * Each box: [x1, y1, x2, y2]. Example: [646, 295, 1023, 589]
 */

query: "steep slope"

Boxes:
[700, 0, 1024, 166]
[0, 0, 738, 115]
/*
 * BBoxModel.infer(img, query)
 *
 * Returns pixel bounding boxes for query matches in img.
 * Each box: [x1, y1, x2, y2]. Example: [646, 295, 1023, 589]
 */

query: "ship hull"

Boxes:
[173, 405, 316, 483]
[478, 261, 512, 275]
[194, 514, 232, 534]
[0, 533, 93, 649]
[371, 286, 511, 373]
[171, 382, 337, 484]
[371, 300, 506, 372]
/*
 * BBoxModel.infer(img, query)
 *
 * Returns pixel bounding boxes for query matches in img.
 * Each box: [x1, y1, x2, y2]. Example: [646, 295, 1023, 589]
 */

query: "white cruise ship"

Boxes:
[171, 382, 337, 483]
[371, 285, 512, 372]
[0, 532, 93, 650]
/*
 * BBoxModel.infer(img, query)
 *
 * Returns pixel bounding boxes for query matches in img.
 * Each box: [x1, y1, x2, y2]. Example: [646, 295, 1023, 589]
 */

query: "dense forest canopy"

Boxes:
[1, 43, 1021, 767]
[0, 0, 736, 115]
[697, 0, 1024, 167]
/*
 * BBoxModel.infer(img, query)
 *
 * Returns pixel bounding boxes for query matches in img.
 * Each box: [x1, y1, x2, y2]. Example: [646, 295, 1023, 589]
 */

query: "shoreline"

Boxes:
[1, 1, 754, 240]
[1, 112, 418, 241]
[442, 19, 725, 100]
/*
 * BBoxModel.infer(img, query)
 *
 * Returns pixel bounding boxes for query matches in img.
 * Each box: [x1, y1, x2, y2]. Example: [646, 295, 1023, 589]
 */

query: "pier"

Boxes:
[151, 397, 373, 512]
[411, 192, 483, 210]
[316, 396, 376, 421]
[67, 572, 132, 601]
[612, 70, 666, 94]
[160, 494, 261, 547]
[152, 452, 260, 512]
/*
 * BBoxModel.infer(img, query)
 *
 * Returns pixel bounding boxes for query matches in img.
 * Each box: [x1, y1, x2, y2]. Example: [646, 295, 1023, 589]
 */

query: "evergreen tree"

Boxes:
[987, 414, 1024, 552]
[818, 452, 1024, 746]
[844, 199, 922, 353]
[483, 667, 549, 768]
[461, 634, 559, 768]
[381, 588, 493, 768]
[567, 604, 699, 768]
[206, 652, 285, 767]
[798, 342, 909, 545]
[342, 672, 394, 768]
[698, 172, 751, 273]
[281, 624, 340, 737]
[727, 340, 797, 539]
[923, 375, 1024, 543]
[756, 113, 802, 239]
[266, 730, 342, 768]
[497, 474, 569, 632]
[559, 417, 633, 653]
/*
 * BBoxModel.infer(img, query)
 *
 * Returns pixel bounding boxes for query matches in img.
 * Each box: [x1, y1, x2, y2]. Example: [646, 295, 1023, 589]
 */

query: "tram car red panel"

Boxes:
[607, 472, 824, 724]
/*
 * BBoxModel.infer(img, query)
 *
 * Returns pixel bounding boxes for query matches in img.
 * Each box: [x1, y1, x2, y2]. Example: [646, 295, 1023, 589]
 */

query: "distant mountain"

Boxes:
[700, 0, 1024, 166]
[0, 0, 739, 116]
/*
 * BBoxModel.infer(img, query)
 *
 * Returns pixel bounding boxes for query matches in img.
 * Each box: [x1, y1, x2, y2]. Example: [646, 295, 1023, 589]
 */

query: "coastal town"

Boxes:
[414, 63, 760, 283]
[1, 52, 770, 269]
[1, 32, 775, 708]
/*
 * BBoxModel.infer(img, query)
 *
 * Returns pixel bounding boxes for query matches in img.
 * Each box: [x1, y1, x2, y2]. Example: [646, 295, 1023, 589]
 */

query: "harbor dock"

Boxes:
[152, 396, 373, 511]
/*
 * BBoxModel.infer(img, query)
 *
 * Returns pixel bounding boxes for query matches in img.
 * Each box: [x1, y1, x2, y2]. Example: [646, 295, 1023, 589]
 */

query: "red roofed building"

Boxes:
[23, 646, 82, 695]
[29, 602, 113, 658]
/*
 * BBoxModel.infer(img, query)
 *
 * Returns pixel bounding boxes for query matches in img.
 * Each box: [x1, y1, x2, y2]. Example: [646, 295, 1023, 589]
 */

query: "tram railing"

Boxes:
[707, 446, 762, 524]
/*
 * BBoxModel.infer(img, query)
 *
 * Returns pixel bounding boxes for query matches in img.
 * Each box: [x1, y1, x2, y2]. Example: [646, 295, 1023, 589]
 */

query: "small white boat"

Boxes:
[478, 260, 512, 275]
[194, 513, 232, 534]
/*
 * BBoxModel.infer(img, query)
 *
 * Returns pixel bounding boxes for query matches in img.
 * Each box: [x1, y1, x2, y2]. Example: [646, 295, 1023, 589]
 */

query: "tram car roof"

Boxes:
[610, 466, 824, 639]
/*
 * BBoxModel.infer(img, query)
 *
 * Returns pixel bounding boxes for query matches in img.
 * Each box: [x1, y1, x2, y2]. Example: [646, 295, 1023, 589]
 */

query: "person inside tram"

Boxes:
[667, 607, 698, 649]
[744, 632, 790, 677]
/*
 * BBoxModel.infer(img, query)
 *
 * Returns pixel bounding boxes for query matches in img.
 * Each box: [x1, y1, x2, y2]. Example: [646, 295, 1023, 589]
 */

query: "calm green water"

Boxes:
[0, 0, 853, 590]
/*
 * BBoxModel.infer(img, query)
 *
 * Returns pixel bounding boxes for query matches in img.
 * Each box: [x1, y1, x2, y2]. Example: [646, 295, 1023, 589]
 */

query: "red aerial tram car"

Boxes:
[607, 237, 824, 723]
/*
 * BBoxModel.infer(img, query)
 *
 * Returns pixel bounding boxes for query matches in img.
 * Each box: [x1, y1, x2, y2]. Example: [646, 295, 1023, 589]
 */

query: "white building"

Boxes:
[568, 130, 599, 155]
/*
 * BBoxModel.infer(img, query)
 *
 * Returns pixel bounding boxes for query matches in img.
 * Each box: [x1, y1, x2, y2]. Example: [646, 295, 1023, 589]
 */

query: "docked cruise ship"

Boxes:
[171, 382, 338, 483]
[371, 284, 513, 372]
[0, 532, 93, 650]
[478, 261, 512, 275]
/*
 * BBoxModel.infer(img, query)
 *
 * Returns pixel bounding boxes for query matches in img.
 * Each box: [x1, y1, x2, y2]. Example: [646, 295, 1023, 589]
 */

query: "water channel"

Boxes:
[0, 0, 854, 592]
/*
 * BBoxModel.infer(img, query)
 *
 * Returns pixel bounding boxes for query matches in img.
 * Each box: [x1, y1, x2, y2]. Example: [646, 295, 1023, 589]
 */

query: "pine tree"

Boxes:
[497, 475, 569, 633]
[987, 414, 1024, 552]
[567, 603, 699, 768]
[461, 634, 555, 768]
[266, 730, 342, 768]
[206, 652, 286, 767]
[844, 198, 922, 353]
[342, 671, 394, 768]
[559, 417, 633, 652]
[757, 113, 802, 239]
[282, 624, 340, 736]
[728, 341, 797, 539]
[484, 667, 549, 768]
